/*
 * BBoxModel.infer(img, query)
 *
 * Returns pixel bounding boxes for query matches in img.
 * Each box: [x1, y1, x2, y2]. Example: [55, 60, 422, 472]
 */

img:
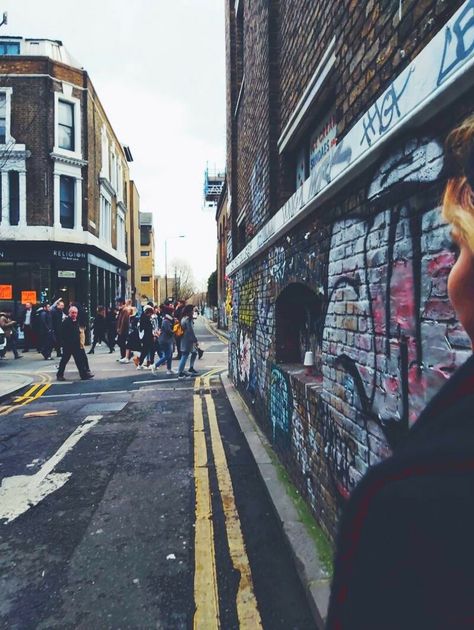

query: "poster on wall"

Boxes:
[309, 112, 337, 172]
[21, 291, 37, 304]
[0, 284, 12, 299]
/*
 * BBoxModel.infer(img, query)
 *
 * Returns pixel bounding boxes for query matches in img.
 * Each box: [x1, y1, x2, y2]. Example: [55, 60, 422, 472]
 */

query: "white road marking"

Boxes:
[42, 390, 131, 398]
[0, 415, 103, 524]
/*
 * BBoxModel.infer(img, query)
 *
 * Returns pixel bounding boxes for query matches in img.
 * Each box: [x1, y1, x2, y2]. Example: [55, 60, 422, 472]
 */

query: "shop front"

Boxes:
[0, 242, 127, 322]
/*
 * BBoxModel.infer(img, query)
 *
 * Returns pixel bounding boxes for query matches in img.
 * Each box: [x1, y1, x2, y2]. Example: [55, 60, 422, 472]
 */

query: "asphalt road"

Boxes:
[0, 318, 316, 629]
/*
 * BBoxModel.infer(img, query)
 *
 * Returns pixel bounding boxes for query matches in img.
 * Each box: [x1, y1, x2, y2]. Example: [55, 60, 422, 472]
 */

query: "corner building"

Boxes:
[225, 0, 474, 541]
[0, 37, 132, 316]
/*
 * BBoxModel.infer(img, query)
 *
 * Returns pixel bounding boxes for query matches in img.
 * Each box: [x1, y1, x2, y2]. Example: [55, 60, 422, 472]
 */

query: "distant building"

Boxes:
[215, 178, 230, 329]
[203, 165, 225, 211]
[0, 36, 134, 316]
[127, 180, 141, 306]
[136, 212, 155, 303]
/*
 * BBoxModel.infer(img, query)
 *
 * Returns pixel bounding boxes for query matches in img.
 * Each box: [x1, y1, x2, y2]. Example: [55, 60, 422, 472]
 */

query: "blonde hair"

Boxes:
[443, 115, 474, 253]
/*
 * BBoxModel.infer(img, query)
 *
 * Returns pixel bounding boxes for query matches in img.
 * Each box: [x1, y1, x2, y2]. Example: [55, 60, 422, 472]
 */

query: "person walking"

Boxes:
[51, 298, 65, 358]
[20, 301, 34, 352]
[177, 304, 200, 378]
[116, 299, 133, 361]
[134, 305, 154, 369]
[56, 306, 94, 381]
[174, 299, 185, 359]
[0, 311, 21, 359]
[105, 306, 117, 353]
[151, 311, 176, 375]
[88, 306, 107, 354]
[149, 305, 162, 365]
[327, 116, 474, 629]
[38, 303, 55, 360]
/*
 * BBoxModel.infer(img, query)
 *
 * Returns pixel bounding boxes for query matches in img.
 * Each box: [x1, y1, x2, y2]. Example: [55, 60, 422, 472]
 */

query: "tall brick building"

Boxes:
[224, 0, 474, 541]
[0, 36, 134, 316]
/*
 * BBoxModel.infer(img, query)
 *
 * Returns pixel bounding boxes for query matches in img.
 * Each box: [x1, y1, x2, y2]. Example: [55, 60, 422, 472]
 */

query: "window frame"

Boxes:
[58, 100, 75, 151]
[0, 88, 13, 146]
[59, 174, 75, 229]
[54, 91, 81, 158]
[99, 192, 112, 244]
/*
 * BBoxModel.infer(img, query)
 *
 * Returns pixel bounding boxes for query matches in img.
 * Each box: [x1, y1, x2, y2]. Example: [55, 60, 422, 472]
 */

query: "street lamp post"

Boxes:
[164, 235, 185, 301]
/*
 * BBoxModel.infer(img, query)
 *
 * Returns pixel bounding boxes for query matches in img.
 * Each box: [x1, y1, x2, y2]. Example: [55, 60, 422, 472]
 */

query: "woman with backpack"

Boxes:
[151, 309, 176, 375]
[177, 304, 200, 378]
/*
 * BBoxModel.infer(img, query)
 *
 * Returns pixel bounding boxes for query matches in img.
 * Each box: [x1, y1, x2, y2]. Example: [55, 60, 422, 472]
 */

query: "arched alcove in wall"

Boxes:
[275, 282, 322, 365]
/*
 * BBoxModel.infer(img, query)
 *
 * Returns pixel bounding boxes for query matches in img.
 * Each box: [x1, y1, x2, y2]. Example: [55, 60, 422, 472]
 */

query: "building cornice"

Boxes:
[99, 176, 116, 198]
[50, 151, 87, 168]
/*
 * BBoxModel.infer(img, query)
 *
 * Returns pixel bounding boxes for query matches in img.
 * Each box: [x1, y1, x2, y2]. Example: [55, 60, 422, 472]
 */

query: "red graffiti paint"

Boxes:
[428, 252, 456, 275]
[391, 260, 416, 332]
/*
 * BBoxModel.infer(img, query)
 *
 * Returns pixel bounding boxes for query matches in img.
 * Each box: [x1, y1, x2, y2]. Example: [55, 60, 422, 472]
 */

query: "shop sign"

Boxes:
[309, 112, 337, 172]
[21, 291, 37, 304]
[58, 270, 77, 278]
[52, 249, 87, 263]
[0, 285, 12, 299]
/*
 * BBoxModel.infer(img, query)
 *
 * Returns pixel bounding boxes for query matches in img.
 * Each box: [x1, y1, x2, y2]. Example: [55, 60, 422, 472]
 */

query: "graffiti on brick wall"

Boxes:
[438, 0, 474, 86]
[227, 1, 474, 279]
[269, 246, 286, 284]
[320, 136, 471, 501]
[225, 277, 233, 317]
[254, 297, 273, 396]
[269, 365, 293, 442]
[238, 331, 252, 384]
[238, 278, 255, 328]
[319, 401, 358, 500]
[361, 67, 414, 148]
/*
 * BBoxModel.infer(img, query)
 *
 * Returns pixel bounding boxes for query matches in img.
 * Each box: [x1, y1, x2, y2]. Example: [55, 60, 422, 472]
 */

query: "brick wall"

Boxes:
[225, 0, 474, 542]
[4, 75, 54, 225]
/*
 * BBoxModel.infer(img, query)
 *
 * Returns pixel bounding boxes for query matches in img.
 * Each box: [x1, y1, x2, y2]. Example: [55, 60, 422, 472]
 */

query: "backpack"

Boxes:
[173, 321, 184, 337]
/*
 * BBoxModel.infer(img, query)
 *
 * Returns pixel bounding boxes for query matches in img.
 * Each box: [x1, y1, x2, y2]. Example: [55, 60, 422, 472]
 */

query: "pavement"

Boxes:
[207, 318, 331, 624]
[0, 318, 330, 627]
[0, 369, 34, 401]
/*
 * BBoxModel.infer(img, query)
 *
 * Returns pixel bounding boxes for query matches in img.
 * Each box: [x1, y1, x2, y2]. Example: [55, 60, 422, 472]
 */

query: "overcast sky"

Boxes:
[3, 0, 226, 289]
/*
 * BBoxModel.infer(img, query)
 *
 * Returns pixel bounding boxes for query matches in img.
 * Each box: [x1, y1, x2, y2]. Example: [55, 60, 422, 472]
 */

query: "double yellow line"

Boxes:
[193, 368, 262, 629]
[0, 380, 51, 416]
[204, 320, 229, 346]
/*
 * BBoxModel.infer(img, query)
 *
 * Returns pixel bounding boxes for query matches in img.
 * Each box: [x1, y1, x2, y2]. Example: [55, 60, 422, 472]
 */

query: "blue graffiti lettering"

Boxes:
[438, 1, 474, 86]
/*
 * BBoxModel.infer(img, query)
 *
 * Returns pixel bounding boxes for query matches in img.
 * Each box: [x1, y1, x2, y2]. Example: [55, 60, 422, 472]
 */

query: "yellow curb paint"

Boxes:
[203, 382, 262, 628]
[0, 382, 51, 416]
[193, 388, 220, 629]
[14, 382, 41, 402]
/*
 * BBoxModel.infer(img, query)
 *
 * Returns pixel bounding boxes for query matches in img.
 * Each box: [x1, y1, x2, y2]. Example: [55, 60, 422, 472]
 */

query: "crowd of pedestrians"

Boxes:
[0, 297, 202, 380]
[113, 299, 202, 379]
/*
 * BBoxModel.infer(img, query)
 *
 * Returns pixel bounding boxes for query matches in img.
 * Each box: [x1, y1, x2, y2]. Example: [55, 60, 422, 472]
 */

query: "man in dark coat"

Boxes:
[56, 306, 94, 381]
[38, 303, 54, 360]
[51, 298, 65, 358]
